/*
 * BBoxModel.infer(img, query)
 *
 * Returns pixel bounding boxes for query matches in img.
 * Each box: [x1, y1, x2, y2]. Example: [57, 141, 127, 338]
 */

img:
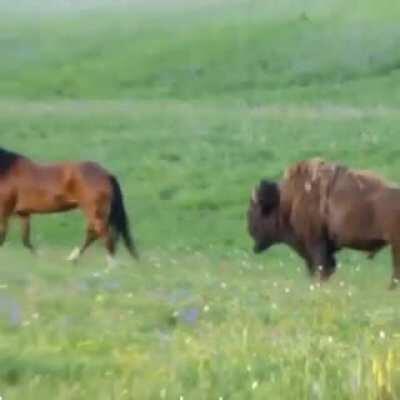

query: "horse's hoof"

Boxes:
[106, 254, 118, 268]
[388, 279, 399, 290]
[67, 247, 80, 263]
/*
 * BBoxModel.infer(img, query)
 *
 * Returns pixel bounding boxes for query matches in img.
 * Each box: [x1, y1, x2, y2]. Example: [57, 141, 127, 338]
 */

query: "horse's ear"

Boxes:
[258, 180, 280, 215]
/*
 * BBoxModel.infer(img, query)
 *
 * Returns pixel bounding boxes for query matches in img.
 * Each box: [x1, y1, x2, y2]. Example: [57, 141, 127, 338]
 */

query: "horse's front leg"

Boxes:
[19, 214, 36, 253]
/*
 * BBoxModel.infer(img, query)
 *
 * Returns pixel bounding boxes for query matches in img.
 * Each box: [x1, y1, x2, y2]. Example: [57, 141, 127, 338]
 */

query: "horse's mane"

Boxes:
[0, 148, 21, 176]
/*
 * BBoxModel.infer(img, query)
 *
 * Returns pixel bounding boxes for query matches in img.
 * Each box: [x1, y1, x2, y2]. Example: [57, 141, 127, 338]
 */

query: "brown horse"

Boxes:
[0, 147, 138, 263]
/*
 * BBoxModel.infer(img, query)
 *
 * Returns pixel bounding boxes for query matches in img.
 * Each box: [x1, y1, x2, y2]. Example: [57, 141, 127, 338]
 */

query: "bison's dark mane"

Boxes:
[0, 148, 21, 176]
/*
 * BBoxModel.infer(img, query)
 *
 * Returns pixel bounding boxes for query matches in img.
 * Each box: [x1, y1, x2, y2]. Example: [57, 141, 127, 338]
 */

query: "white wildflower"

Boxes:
[95, 294, 104, 303]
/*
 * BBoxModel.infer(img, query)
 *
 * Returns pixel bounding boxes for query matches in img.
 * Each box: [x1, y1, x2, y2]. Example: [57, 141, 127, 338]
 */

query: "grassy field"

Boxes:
[1, 0, 400, 398]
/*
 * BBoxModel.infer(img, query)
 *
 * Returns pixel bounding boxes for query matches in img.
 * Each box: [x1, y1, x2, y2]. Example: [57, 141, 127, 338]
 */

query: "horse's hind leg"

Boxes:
[68, 210, 114, 265]
[72, 197, 116, 266]
[89, 221, 116, 267]
[68, 198, 108, 263]
[19, 215, 35, 253]
[67, 227, 98, 263]
[91, 199, 117, 267]
[91, 216, 116, 267]
[103, 229, 117, 267]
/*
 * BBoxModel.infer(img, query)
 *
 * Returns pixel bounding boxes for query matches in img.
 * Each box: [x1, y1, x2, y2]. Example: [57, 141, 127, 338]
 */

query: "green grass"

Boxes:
[1, 0, 400, 398]
[1, 0, 400, 104]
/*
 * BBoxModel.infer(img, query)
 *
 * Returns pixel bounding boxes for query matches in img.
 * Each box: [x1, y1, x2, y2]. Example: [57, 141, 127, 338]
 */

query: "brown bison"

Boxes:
[247, 158, 400, 288]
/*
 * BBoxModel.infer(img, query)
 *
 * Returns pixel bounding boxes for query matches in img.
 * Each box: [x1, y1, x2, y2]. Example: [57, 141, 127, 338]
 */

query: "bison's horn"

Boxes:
[251, 188, 258, 203]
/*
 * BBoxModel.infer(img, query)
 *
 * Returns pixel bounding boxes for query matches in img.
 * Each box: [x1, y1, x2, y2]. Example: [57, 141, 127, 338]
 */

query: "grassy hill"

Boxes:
[1, 1, 400, 399]
[1, 0, 400, 103]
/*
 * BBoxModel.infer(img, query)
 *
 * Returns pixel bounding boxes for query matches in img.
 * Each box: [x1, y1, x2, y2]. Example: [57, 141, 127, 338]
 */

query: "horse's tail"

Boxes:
[108, 175, 139, 259]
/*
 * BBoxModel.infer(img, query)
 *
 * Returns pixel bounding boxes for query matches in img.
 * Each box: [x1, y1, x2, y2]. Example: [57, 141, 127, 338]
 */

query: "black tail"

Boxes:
[109, 175, 139, 259]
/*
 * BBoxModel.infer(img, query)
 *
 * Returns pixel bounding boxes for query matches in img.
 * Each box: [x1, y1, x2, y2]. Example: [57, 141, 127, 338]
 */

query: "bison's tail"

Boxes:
[108, 175, 139, 259]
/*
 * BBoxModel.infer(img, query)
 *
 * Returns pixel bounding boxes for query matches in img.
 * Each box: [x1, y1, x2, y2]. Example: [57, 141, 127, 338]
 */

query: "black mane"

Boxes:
[0, 148, 21, 176]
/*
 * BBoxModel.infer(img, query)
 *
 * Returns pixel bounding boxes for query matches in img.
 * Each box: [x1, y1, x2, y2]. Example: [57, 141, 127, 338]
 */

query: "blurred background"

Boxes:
[1, 0, 400, 103]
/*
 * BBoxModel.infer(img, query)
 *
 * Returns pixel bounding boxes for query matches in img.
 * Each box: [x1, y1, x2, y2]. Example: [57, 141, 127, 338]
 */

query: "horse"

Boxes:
[0, 147, 138, 263]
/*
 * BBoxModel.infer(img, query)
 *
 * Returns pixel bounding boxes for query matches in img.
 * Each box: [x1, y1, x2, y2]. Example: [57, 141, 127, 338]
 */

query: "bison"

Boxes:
[247, 158, 400, 288]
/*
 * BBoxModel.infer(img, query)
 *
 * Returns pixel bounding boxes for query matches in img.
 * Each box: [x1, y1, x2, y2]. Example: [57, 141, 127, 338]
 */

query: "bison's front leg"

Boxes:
[320, 252, 337, 281]
[389, 243, 400, 289]
[305, 259, 317, 277]
[307, 241, 337, 282]
[292, 243, 318, 277]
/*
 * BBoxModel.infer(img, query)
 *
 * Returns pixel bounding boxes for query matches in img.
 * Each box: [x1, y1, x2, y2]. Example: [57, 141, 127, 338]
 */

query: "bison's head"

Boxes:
[247, 179, 281, 254]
